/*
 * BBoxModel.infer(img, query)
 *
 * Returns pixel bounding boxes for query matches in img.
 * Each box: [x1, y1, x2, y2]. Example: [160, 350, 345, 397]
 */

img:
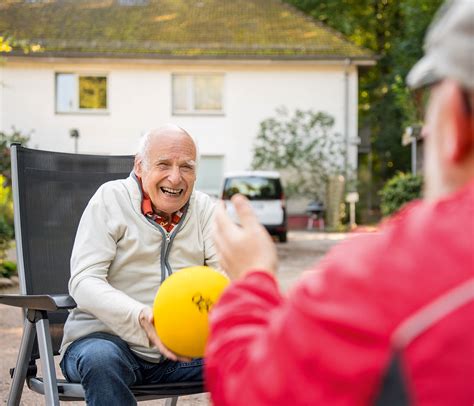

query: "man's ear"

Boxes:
[447, 81, 473, 163]
[134, 156, 142, 177]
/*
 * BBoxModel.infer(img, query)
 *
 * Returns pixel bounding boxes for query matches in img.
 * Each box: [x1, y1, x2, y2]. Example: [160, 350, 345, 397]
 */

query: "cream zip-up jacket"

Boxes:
[61, 173, 219, 362]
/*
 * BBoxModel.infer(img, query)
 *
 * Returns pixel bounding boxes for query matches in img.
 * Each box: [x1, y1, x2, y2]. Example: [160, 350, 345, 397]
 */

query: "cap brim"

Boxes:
[406, 53, 442, 90]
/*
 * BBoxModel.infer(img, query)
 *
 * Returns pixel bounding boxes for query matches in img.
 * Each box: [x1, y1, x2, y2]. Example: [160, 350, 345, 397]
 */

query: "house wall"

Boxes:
[0, 58, 359, 198]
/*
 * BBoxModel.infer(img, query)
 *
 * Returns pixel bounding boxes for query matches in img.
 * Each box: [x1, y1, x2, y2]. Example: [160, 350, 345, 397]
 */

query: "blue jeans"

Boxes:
[60, 332, 203, 406]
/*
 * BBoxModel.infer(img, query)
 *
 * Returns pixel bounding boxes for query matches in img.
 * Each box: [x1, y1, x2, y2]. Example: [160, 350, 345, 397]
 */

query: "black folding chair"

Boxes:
[0, 145, 205, 405]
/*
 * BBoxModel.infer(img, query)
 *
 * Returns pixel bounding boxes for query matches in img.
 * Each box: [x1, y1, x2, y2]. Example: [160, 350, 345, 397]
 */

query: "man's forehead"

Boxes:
[148, 132, 196, 155]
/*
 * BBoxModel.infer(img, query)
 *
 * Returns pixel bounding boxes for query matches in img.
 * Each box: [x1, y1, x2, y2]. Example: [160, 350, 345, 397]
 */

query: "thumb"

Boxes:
[147, 310, 154, 324]
[231, 194, 259, 228]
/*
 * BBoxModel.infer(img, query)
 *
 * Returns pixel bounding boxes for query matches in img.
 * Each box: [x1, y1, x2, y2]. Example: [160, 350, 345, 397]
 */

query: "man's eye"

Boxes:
[157, 163, 170, 170]
[181, 165, 193, 172]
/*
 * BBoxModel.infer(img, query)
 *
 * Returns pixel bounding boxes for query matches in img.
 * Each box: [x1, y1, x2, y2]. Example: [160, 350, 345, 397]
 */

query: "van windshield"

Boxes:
[223, 176, 282, 200]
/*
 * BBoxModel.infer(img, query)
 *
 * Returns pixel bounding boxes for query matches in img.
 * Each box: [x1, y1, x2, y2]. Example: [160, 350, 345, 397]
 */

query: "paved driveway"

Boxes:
[0, 231, 348, 405]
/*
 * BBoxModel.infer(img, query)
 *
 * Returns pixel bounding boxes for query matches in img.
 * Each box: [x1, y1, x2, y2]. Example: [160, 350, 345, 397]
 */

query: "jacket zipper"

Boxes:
[159, 205, 189, 281]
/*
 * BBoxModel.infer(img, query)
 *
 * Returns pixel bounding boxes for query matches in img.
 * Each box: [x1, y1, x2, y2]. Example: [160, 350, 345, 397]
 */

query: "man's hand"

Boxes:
[214, 194, 278, 280]
[138, 307, 191, 362]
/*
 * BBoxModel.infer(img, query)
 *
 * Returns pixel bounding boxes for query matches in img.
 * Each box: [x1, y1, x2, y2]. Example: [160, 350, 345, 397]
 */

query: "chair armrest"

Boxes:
[0, 294, 77, 311]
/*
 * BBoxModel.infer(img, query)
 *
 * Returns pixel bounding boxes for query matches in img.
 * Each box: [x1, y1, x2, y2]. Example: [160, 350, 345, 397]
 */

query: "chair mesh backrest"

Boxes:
[12, 146, 134, 355]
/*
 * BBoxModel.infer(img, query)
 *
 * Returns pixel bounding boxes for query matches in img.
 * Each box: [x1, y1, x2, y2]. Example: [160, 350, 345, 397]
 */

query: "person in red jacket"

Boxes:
[205, 1, 474, 405]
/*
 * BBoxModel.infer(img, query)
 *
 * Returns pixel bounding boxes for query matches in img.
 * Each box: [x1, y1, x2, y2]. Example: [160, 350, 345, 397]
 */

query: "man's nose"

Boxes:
[168, 166, 181, 184]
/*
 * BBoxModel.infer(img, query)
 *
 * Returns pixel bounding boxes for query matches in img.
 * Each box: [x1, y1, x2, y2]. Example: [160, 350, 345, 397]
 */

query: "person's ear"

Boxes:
[446, 81, 473, 163]
[134, 156, 143, 177]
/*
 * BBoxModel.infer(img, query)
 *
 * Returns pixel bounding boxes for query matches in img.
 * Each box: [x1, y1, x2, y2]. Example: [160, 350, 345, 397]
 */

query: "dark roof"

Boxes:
[0, 0, 375, 61]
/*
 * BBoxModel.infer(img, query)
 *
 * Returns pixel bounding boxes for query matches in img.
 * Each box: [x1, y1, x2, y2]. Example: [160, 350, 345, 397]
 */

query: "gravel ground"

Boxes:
[0, 231, 348, 405]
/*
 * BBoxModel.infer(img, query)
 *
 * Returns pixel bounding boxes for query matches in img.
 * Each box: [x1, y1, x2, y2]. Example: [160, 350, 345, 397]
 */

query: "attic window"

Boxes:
[172, 74, 225, 115]
[55, 73, 108, 114]
[117, 0, 149, 5]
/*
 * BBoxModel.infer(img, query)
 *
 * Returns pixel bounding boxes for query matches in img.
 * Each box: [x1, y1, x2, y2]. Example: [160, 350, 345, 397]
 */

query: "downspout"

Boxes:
[411, 137, 417, 175]
[343, 58, 351, 178]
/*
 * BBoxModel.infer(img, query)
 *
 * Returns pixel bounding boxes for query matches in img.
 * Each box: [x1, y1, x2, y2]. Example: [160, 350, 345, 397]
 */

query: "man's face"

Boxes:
[135, 132, 197, 215]
[422, 80, 463, 200]
[422, 83, 444, 199]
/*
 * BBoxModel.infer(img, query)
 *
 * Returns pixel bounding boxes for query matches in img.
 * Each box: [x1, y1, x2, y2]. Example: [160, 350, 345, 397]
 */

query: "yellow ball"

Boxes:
[153, 266, 229, 358]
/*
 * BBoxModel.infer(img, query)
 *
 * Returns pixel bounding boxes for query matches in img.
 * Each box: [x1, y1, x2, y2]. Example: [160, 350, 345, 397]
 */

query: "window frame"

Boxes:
[55, 72, 109, 115]
[171, 73, 225, 116]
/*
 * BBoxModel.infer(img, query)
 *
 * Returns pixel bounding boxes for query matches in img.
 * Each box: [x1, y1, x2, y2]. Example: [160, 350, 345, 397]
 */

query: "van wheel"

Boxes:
[278, 232, 287, 243]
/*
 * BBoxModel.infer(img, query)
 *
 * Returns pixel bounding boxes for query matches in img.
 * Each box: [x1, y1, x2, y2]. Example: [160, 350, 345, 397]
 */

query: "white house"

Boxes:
[0, 0, 374, 200]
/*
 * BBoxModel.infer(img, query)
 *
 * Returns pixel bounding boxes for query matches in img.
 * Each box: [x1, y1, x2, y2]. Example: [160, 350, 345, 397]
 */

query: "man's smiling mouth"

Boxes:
[160, 186, 183, 196]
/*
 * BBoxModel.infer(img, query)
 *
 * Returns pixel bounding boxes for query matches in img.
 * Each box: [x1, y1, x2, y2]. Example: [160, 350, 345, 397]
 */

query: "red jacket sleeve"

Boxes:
[205, 261, 391, 406]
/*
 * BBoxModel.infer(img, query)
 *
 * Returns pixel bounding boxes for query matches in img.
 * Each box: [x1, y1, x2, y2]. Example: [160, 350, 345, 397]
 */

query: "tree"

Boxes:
[0, 36, 13, 53]
[284, 0, 442, 214]
[252, 107, 346, 202]
[0, 35, 42, 55]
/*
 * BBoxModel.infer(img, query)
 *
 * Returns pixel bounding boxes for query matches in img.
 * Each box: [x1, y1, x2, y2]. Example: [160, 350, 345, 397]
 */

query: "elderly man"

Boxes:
[60, 125, 218, 405]
[206, 1, 474, 405]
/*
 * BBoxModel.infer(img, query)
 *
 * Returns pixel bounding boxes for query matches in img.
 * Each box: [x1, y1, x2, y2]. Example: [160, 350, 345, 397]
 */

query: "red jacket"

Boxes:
[205, 181, 474, 406]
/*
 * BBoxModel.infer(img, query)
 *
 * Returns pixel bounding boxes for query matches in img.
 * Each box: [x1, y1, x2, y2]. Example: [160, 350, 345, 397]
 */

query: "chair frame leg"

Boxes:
[36, 314, 60, 405]
[8, 318, 36, 406]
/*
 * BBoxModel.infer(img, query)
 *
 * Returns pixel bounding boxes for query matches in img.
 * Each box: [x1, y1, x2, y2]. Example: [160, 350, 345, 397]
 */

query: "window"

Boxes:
[222, 176, 282, 200]
[56, 73, 108, 113]
[172, 74, 224, 115]
[195, 156, 224, 197]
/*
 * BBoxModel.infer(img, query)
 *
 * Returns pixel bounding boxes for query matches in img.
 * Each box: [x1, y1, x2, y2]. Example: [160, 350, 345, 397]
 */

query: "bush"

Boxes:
[379, 172, 423, 217]
[0, 260, 16, 278]
[0, 128, 29, 275]
[0, 128, 30, 188]
[0, 215, 13, 239]
[0, 214, 14, 278]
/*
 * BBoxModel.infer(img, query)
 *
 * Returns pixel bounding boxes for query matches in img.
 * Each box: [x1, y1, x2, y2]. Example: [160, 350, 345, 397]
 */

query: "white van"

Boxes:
[221, 170, 287, 242]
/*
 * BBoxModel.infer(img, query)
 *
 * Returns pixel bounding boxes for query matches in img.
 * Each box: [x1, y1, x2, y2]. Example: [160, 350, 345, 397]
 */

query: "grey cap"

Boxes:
[407, 0, 474, 90]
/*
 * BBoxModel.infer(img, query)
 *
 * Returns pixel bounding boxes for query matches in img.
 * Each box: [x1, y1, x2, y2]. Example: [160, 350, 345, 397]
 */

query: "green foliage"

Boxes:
[0, 175, 15, 244]
[0, 214, 15, 278]
[379, 172, 422, 217]
[0, 36, 13, 53]
[252, 107, 345, 201]
[0, 128, 30, 188]
[284, 0, 443, 206]
[0, 129, 29, 276]
[0, 35, 42, 55]
[0, 215, 14, 278]
[0, 260, 17, 279]
[0, 216, 13, 239]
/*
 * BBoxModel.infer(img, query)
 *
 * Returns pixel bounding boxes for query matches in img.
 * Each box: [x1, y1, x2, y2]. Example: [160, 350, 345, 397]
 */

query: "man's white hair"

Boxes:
[136, 124, 199, 170]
